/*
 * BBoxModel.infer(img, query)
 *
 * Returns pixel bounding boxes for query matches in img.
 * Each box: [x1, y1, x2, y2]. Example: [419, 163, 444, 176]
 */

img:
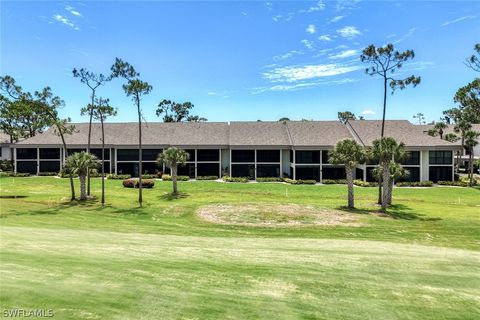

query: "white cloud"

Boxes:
[362, 109, 375, 115]
[441, 15, 476, 27]
[306, 1, 325, 13]
[301, 39, 314, 50]
[273, 50, 302, 61]
[329, 15, 344, 23]
[263, 63, 360, 83]
[337, 25, 361, 38]
[252, 77, 357, 94]
[272, 1, 324, 22]
[318, 35, 332, 42]
[65, 5, 82, 17]
[329, 49, 358, 59]
[207, 91, 229, 98]
[386, 33, 397, 39]
[392, 27, 416, 44]
[306, 24, 316, 34]
[241, 12, 248, 17]
[53, 14, 79, 30]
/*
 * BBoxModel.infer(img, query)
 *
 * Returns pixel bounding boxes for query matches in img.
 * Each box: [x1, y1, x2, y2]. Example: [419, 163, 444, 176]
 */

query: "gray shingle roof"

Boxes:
[16, 122, 230, 147]
[286, 121, 352, 147]
[348, 120, 460, 147]
[15, 120, 464, 149]
[229, 121, 291, 146]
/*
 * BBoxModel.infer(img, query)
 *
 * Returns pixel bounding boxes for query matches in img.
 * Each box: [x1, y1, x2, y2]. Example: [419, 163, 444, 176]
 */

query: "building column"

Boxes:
[36, 147, 40, 175]
[13, 148, 17, 174]
[194, 149, 198, 179]
[292, 149, 296, 180]
[280, 149, 283, 178]
[254, 149, 257, 180]
[114, 148, 118, 175]
[219, 149, 222, 178]
[319, 149, 322, 183]
[229, 149, 232, 176]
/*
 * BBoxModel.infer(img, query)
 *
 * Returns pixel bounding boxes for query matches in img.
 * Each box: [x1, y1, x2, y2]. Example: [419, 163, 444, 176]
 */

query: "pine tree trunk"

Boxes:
[79, 175, 87, 200]
[381, 163, 390, 212]
[137, 95, 143, 207]
[172, 166, 178, 194]
[58, 126, 75, 201]
[378, 75, 387, 205]
[101, 117, 105, 207]
[346, 167, 354, 209]
[86, 88, 96, 197]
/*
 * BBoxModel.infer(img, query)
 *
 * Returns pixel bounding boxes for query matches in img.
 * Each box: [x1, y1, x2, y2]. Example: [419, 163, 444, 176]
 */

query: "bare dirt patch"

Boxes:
[196, 203, 363, 227]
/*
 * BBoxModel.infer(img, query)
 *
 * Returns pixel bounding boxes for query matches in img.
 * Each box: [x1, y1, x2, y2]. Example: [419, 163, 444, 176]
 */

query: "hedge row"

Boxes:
[223, 176, 250, 183]
[0, 172, 31, 177]
[438, 180, 477, 187]
[196, 176, 219, 180]
[256, 177, 284, 183]
[353, 179, 378, 187]
[396, 181, 433, 187]
[284, 178, 317, 185]
[322, 179, 347, 185]
[162, 174, 190, 181]
[106, 174, 131, 180]
[122, 179, 155, 188]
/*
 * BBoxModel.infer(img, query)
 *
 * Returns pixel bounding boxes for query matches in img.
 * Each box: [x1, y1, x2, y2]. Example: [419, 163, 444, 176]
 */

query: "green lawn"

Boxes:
[0, 177, 479, 319]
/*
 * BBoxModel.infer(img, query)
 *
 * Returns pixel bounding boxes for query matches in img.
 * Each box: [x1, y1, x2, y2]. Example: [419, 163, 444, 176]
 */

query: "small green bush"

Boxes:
[142, 174, 157, 179]
[322, 179, 347, 185]
[162, 174, 189, 181]
[107, 174, 131, 180]
[223, 176, 250, 183]
[284, 178, 316, 185]
[396, 181, 433, 187]
[38, 172, 58, 176]
[196, 176, 219, 180]
[122, 178, 155, 188]
[353, 179, 378, 187]
[0, 172, 31, 177]
[256, 177, 284, 183]
[0, 160, 13, 172]
[437, 180, 477, 187]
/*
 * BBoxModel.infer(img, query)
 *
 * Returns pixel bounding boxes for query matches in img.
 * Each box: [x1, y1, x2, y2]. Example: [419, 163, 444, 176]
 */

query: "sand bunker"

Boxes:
[196, 203, 362, 227]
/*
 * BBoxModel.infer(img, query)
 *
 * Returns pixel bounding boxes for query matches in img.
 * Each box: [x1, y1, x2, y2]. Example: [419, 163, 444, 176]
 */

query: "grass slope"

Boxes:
[1, 177, 479, 319]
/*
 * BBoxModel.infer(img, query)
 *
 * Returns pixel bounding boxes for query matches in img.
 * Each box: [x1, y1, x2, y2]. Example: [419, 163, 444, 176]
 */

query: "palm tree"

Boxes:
[464, 130, 480, 186]
[434, 122, 448, 139]
[157, 147, 189, 194]
[371, 137, 406, 211]
[65, 152, 99, 200]
[329, 139, 366, 208]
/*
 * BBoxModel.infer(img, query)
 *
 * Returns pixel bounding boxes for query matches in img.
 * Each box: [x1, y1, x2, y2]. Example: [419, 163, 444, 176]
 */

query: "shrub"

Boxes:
[122, 179, 136, 188]
[438, 180, 477, 187]
[38, 172, 58, 176]
[0, 172, 31, 177]
[256, 177, 284, 183]
[396, 181, 433, 187]
[0, 160, 13, 172]
[322, 179, 347, 185]
[353, 179, 378, 187]
[142, 174, 157, 179]
[122, 178, 155, 188]
[162, 174, 189, 181]
[196, 176, 219, 180]
[284, 178, 316, 185]
[107, 174, 131, 180]
[223, 176, 250, 183]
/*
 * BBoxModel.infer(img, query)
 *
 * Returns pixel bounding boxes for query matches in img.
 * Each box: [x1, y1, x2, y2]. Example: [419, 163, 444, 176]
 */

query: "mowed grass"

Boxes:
[0, 177, 479, 319]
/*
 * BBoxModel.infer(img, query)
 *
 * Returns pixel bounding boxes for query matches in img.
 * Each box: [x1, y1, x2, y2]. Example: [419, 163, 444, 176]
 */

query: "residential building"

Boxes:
[10, 120, 461, 182]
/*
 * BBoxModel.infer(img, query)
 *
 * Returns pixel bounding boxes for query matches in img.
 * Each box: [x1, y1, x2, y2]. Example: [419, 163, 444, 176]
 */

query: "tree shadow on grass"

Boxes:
[159, 192, 190, 201]
[337, 204, 442, 221]
[0, 195, 28, 199]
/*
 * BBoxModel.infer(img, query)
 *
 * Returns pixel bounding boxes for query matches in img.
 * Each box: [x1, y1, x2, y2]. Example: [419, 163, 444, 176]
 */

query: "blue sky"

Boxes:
[1, 0, 479, 123]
